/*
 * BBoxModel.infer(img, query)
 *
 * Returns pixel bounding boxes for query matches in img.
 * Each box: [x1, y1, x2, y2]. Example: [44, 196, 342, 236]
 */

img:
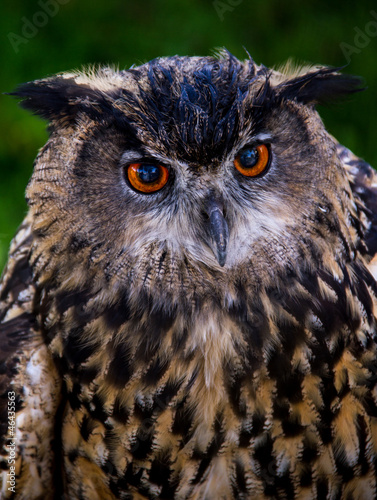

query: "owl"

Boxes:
[1, 50, 377, 500]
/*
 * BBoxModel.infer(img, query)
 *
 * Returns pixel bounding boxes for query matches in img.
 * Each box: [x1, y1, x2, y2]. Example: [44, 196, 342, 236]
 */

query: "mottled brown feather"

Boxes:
[1, 52, 377, 500]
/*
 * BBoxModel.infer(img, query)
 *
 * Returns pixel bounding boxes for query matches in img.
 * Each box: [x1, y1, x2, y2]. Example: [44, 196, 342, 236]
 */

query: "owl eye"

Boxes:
[234, 144, 270, 177]
[127, 163, 169, 193]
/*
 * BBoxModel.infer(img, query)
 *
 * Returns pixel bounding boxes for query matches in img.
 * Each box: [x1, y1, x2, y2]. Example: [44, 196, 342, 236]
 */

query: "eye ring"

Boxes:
[234, 144, 270, 177]
[126, 163, 169, 193]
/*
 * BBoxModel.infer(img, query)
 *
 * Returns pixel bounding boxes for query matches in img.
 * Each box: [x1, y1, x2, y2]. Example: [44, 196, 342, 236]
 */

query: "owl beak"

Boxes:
[205, 194, 229, 267]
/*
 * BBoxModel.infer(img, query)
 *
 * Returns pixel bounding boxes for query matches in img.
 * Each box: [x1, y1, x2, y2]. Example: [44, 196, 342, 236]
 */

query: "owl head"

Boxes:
[11, 51, 363, 310]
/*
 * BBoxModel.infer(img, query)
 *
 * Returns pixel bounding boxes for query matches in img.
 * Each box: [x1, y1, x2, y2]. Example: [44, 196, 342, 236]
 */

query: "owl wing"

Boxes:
[338, 143, 377, 279]
[0, 216, 61, 499]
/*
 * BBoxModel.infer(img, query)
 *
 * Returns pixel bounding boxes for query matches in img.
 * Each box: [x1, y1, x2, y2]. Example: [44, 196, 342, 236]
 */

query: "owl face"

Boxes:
[15, 53, 361, 303]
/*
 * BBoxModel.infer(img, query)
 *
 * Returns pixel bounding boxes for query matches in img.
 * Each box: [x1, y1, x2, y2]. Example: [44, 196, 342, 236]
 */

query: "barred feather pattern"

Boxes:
[0, 217, 61, 499]
[6, 152, 377, 499]
[1, 53, 377, 500]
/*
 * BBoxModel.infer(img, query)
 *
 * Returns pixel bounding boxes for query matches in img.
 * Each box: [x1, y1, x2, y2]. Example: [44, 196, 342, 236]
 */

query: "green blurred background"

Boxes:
[1, 0, 377, 271]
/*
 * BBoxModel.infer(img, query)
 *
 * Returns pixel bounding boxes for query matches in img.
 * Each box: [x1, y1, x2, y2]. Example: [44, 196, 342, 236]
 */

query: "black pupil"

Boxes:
[137, 164, 161, 183]
[239, 148, 258, 168]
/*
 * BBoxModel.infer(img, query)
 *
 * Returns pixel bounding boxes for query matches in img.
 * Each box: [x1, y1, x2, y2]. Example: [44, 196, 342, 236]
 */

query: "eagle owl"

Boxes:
[1, 51, 377, 500]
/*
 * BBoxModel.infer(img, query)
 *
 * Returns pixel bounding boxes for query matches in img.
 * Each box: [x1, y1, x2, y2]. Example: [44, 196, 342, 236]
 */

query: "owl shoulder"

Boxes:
[338, 143, 377, 279]
[0, 216, 61, 496]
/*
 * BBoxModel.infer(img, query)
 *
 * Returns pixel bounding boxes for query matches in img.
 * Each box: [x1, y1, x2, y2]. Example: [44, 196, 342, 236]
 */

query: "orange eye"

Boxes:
[234, 144, 270, 177]
[127, 163, 169, 193]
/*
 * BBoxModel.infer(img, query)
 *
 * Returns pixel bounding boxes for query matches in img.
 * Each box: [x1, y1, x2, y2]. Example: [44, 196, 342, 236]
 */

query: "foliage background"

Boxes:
[1, 0, 376, 271]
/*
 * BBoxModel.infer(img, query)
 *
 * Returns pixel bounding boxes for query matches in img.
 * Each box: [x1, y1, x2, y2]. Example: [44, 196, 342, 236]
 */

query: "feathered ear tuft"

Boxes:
[277, 67, 365, 105]
[7, 76, 115, 122]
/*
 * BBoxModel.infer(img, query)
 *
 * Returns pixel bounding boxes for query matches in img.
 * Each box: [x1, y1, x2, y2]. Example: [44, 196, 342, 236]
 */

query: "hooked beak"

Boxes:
[205, 193, 229, 267]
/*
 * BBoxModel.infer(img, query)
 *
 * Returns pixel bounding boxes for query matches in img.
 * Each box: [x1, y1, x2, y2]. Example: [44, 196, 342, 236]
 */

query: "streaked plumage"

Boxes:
[1, 51, 377, 499]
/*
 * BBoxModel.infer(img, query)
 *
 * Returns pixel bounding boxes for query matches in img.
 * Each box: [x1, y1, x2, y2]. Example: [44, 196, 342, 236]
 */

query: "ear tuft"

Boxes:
[277, 67, 365, 105]
[8, 76, 115, 122]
